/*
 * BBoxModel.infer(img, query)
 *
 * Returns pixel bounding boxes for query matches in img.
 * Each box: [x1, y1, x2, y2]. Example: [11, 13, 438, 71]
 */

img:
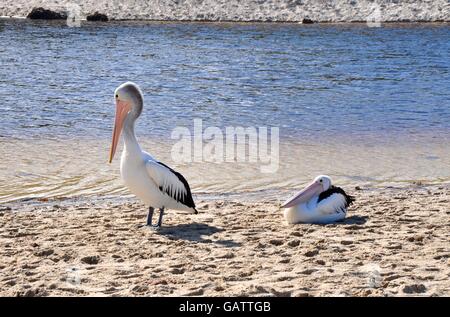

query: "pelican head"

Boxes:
[109, 82, 144, 163]
[314, 175, 332, 191]
[282, 175, 332, 208]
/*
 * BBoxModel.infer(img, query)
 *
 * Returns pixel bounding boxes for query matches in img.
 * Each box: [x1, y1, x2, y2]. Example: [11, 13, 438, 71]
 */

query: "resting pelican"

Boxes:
[281, 175, 354, 224]
[109, 82, 197, 228]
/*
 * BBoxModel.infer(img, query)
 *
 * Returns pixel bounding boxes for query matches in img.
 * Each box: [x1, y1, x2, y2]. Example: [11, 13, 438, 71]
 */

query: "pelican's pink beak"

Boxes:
[281, 181, 323, 208]
[109, 100, 131, 163]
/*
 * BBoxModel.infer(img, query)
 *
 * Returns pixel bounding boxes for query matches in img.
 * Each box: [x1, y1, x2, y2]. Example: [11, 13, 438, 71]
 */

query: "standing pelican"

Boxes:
[281, 175, 354, 224]
[109, 82, 197, 229]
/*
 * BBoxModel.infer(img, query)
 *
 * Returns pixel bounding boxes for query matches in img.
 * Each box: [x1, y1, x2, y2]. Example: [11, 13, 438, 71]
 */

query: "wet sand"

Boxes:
[0, 184, 449, 297]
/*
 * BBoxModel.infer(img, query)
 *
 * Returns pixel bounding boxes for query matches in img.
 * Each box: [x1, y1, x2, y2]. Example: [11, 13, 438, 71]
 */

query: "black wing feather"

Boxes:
[318, 186, 355, 208]
[157, 162, 197, 212]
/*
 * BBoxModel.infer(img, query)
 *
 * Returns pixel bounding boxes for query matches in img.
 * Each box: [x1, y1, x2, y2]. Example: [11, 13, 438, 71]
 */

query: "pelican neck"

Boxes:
[122, 116, 142, 155]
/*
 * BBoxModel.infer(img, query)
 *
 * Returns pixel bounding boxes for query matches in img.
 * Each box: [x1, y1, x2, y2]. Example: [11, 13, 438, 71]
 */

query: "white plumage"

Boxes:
[282, 175, 354, 224]
[120, 148, 195, 213]
[110, 82, 197, 228]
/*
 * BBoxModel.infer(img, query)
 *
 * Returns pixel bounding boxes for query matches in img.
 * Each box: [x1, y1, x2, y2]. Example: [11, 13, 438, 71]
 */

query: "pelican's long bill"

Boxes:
[109, 100, 131, 163]
[281, 181, 323, 208]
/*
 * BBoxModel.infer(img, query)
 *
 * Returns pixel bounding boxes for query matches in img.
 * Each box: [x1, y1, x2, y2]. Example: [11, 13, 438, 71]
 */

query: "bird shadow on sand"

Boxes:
[157, 223, 241, 247]
[307, 215, 368, 226]
[333, 215, 368, 225]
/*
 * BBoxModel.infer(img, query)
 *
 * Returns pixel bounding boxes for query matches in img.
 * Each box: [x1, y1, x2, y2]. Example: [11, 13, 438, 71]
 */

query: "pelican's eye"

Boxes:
[115, 94, 119, 99]
[319, 179, 323, 183]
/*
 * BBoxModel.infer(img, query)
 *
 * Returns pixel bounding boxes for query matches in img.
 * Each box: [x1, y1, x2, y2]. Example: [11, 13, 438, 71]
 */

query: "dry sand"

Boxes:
[1, 0, 449, 22]
[0, 184, 449, 297]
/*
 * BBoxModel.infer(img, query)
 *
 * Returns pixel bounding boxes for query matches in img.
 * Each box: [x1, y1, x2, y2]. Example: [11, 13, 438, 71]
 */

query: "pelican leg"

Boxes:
[155, 208, 164, 228]
[146, 207, 155, 226]
[140, 207, 164, 230]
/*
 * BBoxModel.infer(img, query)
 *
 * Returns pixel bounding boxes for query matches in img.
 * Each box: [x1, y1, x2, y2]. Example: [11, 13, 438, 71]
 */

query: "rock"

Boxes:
[403, 284, 426, 294]
[302, 18, 314, 24]
[355, 186, 362, 190]
[86, 12, 109, 22]
[341, 240, 353, 245]
[27, 7, 67, 20]
[316, 259, 326, 265]
[81, 255, 100, 265]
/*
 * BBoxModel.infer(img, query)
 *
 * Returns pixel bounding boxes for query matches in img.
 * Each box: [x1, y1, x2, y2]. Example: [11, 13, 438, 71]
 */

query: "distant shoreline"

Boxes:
[1, 0, 448, 23]
[1, 17, 449, 25]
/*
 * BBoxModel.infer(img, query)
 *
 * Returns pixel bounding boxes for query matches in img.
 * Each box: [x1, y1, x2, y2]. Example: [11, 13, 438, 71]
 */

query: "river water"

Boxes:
[1, 20, 449, 203]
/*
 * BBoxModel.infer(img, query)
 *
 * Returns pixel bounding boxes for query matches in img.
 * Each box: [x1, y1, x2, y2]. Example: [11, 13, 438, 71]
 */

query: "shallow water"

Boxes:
[0, 20, 449, 203]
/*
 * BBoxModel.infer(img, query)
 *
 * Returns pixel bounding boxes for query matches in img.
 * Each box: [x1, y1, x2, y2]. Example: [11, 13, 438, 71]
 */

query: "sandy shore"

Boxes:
[0, 0, 449, 22]
[0, 184, 449, 297]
